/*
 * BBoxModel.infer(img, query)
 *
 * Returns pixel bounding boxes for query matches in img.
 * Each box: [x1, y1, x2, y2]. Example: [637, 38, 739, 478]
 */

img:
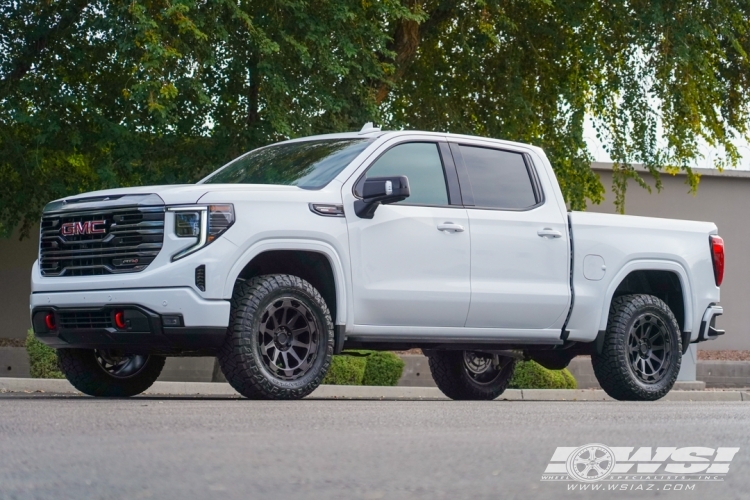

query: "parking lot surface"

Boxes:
[1, 395, 748, 499]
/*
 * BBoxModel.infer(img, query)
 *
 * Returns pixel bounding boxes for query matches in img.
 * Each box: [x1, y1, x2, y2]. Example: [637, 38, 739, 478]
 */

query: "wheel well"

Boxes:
[611, 270, 685, 331]
[236, 250, 337, 321]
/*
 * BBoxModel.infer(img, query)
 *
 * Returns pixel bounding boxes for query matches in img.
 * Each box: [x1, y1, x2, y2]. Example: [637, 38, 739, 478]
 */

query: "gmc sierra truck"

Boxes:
[31, 125, 725, 401]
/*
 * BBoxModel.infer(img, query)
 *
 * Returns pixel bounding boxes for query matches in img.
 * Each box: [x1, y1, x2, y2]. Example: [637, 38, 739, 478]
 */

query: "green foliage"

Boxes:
[509, 361, 577, 390]
[560, 367, 578, 390]
[322, 351, 405, 386]
[321, 354, 367, 386]
[361, 351, 405, 386]
[25, 330, 64, 379]
[3, 1, 750, 235]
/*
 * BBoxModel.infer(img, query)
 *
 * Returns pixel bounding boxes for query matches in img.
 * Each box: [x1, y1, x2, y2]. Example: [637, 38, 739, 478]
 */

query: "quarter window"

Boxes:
[460, 146, 538, 209]
[359, 143, 449, 206]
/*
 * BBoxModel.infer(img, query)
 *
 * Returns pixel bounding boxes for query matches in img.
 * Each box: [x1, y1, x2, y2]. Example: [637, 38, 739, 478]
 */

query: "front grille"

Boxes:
[40, 206, 165, 276]
[58, 311, 112, 329]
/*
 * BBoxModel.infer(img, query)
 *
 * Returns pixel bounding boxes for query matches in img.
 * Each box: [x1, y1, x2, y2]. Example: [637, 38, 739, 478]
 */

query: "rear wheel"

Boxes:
[428, 351, 516, 400]
[57, 349, 165, 397]
[592, 294, 682, 401]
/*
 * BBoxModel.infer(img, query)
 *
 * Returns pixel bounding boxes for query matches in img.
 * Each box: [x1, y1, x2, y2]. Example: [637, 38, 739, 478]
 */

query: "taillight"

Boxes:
[710, 235, 724, 287]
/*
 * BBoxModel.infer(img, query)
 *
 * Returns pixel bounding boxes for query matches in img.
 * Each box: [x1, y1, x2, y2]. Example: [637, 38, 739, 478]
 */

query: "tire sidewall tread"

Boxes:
[57, 349, 165, 397]
[592, 294, 682, 401]
[218, 274, 334, 400]
[428, 351, 516, 401]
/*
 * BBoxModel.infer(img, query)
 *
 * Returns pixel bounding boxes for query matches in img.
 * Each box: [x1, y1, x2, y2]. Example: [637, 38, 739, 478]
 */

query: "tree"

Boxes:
[2, 1, 749, 237]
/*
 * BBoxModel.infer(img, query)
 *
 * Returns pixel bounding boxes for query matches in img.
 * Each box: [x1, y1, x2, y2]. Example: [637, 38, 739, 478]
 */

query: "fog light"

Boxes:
[114, 310, 126, 329]
[44, 312, 56, 330]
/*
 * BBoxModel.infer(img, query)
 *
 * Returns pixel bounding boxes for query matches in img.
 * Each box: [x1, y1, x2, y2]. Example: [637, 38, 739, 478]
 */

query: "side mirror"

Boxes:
[354, 176, 410, 219]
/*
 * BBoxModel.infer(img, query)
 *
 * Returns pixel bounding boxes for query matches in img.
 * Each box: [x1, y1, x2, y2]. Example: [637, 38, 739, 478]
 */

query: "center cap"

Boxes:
[639, 342, 649, 356]
[276, 327, 290, 345]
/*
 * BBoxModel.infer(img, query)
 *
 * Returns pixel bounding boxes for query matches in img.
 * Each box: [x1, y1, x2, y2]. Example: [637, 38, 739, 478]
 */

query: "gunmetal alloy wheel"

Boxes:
[626, 313, 673, 384]
[57, 348, 165, 397]
[462, 351, 510, 385]
[219, 274, 334, 400]
[95, 350, 149, 379]
[591, 294, 682, 401]
[257, 297, 320, 382]
[428, 350, 517, 400]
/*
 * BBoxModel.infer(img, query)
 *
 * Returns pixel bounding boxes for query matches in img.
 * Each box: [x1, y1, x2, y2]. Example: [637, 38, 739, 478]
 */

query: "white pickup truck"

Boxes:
[31, 126, 725, 401]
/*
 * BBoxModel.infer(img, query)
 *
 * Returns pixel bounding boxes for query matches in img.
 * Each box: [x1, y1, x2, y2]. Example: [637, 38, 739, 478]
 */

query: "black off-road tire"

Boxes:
[428, 351, 516, 400]
[218, 274, 334, 400]
[592, 294, 682, 401]
[57, 349, 165, 397]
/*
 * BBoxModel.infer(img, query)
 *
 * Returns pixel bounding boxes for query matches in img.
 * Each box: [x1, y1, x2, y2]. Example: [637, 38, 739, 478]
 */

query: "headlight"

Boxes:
[169, 204, 234, 260]
[175, 212, 201, 237]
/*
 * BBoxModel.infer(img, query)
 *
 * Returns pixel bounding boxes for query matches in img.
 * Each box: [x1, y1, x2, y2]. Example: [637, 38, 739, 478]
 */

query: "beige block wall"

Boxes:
[589, 164, 750, 350]
[0, 227, 38, 339]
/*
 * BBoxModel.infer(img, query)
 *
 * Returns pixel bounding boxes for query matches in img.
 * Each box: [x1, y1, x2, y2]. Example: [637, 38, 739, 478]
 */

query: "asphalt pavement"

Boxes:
[1, 395, 749, 499]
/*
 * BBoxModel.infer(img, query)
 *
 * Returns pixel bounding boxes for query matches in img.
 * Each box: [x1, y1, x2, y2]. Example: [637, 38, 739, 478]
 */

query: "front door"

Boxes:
[344, 140, 471, 328]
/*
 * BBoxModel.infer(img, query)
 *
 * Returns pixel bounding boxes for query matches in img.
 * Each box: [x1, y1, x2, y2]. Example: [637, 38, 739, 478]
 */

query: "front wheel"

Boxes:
[218, 274, 334, 400]
[428, 351, 516, 400]
[592, 294, 682, 401]
[57, 349, 165, 397]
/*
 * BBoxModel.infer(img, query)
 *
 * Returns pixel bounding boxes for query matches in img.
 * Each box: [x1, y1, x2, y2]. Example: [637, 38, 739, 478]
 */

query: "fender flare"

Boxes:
[598, 259, 694, 333]
[223, 239, 348, 325]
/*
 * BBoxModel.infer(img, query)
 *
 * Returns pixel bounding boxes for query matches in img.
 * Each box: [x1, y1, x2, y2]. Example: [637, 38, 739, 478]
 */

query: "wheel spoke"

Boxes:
[288, 350, 305, 368]
[285, 310, 302, 327]
[645, 358, 656, 375]
[262, 342, 275, 356]
[648, 330, 662, 342]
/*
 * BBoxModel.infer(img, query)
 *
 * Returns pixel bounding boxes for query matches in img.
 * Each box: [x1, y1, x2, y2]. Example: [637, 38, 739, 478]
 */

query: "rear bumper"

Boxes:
[30, 288, 230, 355]
[695, 304, 724, 343]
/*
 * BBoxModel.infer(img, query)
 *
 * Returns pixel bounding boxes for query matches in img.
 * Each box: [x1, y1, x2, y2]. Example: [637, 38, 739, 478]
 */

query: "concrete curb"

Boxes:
[1, 378, 748, 401]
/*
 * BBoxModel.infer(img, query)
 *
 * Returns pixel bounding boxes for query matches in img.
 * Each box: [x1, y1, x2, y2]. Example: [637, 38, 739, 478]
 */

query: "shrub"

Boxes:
[361, 351, 405, 386]
[509, 360, 577, 389]
[25, 330, 64, 379]
[321, 354, 367, 385]
[322, 351, 405, 386]
[560, 367, 578, 389]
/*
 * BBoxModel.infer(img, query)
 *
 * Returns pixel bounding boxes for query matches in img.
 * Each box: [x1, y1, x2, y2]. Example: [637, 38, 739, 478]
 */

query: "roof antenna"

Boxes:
[359, 122, 381, 134]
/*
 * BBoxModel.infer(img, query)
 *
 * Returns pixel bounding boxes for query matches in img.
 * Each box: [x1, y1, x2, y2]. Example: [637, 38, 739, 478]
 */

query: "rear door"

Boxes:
[451, 142, 571, 330]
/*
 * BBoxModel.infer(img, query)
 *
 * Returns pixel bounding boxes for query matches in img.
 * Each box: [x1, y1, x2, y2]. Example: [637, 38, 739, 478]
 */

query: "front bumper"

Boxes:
[30, 288, 230, 355]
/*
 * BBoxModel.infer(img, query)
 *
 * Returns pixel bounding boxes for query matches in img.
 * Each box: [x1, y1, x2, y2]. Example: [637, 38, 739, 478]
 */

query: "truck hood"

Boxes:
[43, 184, 305, 213]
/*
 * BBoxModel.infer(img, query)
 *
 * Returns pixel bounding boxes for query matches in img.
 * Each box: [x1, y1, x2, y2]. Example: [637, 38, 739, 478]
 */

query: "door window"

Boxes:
[460, 146, 539, 209]
[358, 142, 449, 206]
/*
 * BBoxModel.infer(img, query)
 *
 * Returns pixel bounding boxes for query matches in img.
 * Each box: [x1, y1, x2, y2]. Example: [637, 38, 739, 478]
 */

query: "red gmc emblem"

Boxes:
[61, 220, 107, 236]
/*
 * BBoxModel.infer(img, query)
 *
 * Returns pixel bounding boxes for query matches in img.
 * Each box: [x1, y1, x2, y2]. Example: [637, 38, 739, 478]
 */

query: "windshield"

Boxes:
[201, 138, 372, 189]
